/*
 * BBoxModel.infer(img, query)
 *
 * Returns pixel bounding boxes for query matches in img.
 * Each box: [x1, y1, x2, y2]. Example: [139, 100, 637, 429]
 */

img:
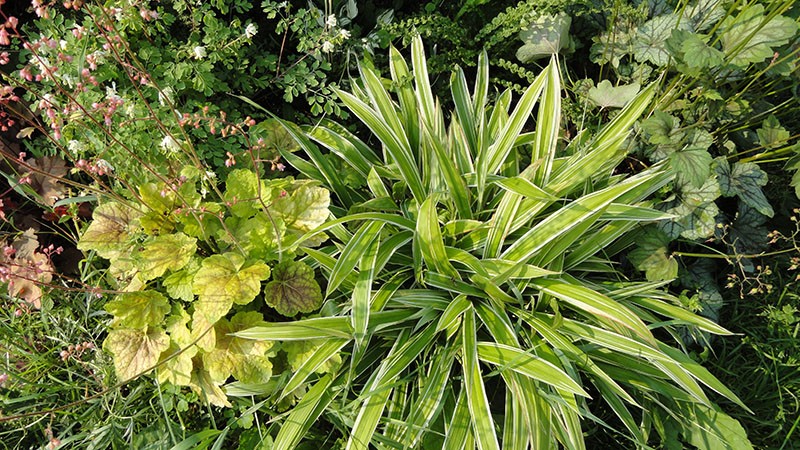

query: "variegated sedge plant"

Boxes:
[235, 36, 752, 448]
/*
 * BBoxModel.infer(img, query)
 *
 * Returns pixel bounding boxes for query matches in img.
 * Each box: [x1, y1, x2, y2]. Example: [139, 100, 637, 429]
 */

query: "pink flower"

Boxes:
[0, 29, 10, 46]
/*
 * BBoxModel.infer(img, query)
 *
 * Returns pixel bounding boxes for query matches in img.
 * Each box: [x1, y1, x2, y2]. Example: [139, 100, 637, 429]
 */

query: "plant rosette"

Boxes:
[232, 35, 753, 448]
[77, 168, 333, 407]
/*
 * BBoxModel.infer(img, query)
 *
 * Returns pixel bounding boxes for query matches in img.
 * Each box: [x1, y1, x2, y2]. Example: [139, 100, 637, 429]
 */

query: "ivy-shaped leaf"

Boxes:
[224, 214, 284, 261]
[634, 14, 690, 66]
[660, 177, 721, 240]
[193, 253, 271, 323]
[718, 4, 798, 67]
[105, 291, 170, 329]
[680, 33, 724, 70]
[587, 80, 641, 109]
[628, 227, 678, 281]
[670, 148, 712, 188]
[516, 13, 573, 62]
[263, 260, 322, 317]
[641, 110, 684, 160]
[270, 181, 330, 236]
[138, 182, 200, 235]
[757, 115, 790, 149]
[714, 158, 773, 217]
[135, 233, 197, 281]
[104, 327, 170, 381]
[77, 202, 142, 260]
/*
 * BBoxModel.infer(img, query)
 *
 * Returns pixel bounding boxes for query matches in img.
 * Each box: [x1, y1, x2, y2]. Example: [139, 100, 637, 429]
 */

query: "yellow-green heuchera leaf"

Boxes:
[105, 291, 170, 329]
[224, 169, 268, 218]
[193, 253, 271, 323]
[264, 260, 323, 317]
[202, 311, 274, 384]
[135, 232, 197, 281]
[77, 202, 142, 260]
[104, 326, 170, 381]
[283, 339, 343, 374]
[271, 181, 331, 234]
[158, 305, 197, 386]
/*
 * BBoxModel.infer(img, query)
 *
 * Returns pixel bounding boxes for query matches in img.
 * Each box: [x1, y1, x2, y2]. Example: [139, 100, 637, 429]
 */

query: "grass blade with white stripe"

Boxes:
[280, 338, 349, 401]
[476, 342, 590, 397]
[461, 309, 500, 450]
[273, 374, 338, 450]
[532, 278, 654, 342]
[327, 221, 384, 297]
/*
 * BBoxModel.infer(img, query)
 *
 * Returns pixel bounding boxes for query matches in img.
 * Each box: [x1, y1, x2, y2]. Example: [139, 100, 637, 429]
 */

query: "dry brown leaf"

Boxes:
[25, 156, 68, 206]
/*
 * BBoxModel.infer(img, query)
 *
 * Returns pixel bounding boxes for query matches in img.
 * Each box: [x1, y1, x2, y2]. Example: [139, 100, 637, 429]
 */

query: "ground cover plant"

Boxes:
[0, 0, 798, 449]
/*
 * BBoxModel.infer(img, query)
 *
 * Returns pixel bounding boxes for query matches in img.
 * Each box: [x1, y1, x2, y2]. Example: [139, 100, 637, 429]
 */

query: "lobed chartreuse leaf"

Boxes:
[283, 339, 343, 374]
[628, 227, 679, 282]
[105, 291, 170, 329]
[717, 4, 798, 67]
[202, 312, 275, 385]
[135, 232, 197, 281]
[158, 305, 197, 386]
[76, 202, 142, 262]
[193, 252, 271, 324]
[104, 327, 170, 381]
[270, 181, 331, 235]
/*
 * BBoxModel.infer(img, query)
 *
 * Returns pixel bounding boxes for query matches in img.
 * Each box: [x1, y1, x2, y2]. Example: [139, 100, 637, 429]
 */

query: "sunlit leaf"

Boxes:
[718, 4, 798, 67]
[135, 233, 197, 281]
[77, 202, 142, 260]
[193, 253, 271, 323]
[105, 291, 170, 329]
[104, 327, 170, 381]
[516, 13, 572, 62]
[271, 181, 331, 237]
[587, 80, 641, 108]
[158, 306, 197, 386]
[628, 228, 678, 282]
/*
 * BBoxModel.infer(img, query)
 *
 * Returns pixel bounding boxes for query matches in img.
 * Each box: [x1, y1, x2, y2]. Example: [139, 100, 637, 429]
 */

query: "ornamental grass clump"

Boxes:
[236, 35, 751, 449]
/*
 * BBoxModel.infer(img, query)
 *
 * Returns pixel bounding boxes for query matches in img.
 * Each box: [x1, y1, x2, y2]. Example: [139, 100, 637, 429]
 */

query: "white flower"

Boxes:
[160, 135, 181, 153]
[59, 40, 68, 50]
[245, 23, 258, 38]
[105, 82, 117, 98]
[67, 140, 83, 153]
[321, 40, 334, 53]
[339, 29, 350, 39]
[192, 46, 207, 59]
[95, 159, 114, 173]
[158, 87, 174, 107]
[326, 14, 337, 28]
